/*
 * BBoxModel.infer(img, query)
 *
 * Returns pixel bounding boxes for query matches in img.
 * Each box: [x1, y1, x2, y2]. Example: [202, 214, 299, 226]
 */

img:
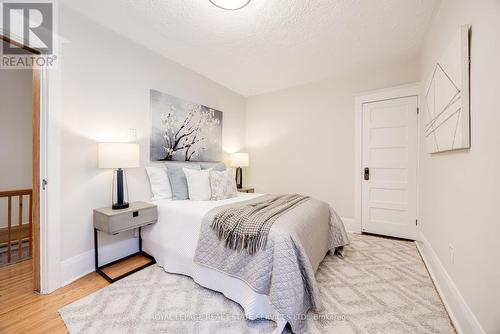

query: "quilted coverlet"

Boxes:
[193, 194, 349, 333]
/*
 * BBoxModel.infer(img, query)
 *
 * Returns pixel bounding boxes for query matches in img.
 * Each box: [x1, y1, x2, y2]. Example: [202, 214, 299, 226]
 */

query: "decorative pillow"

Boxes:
[145, 166, 172, 200]
[210, 169, 237, 200]
[200, 162, 226, 171]
[183, 168, 211, 201]
[166, 164, 201, 200]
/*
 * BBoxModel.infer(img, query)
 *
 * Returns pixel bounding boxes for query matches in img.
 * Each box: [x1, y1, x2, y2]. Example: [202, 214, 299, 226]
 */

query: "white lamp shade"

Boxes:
[98, 143, 140, 169]
[230, 153, 249, 167]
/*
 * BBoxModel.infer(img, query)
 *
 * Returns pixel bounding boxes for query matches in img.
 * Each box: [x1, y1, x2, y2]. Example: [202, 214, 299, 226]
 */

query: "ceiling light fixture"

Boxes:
[209, 0, 251, 11]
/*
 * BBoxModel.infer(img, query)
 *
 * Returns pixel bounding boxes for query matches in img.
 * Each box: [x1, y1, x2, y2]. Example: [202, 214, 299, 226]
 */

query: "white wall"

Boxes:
[418, 1, 500, 333]
[0, 61, 32, 228]
[245, 61, 418, 221]
[58, 5, 246, 269]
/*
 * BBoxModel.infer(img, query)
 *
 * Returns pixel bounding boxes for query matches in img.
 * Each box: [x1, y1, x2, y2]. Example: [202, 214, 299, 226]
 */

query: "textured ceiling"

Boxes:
[63, 0, 437, 96]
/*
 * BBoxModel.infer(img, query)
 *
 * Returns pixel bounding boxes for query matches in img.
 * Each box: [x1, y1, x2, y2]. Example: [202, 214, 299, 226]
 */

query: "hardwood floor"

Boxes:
[0, 254, 151, 333]
[101, 253, 153, 279]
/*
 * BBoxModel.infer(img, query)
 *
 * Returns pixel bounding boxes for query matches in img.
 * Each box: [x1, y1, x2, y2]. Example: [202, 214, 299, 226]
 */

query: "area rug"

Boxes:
[59, 234, 455, 333]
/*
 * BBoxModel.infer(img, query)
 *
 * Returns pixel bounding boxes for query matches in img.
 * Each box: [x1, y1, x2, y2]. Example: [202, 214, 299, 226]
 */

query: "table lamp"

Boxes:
[230, 152, 249, 189]
[98, 143, 140, 209]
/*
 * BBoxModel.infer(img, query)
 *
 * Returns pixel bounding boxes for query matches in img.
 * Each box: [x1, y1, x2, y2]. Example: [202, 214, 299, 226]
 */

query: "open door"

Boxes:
[0, 35, 41, 292]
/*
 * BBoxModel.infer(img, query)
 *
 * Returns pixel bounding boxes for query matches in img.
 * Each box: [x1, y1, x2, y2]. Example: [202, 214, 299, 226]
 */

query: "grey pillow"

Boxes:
[200, 162, 226, 171]
[210, 169, 237, 200]
[166, 164, 201, 200]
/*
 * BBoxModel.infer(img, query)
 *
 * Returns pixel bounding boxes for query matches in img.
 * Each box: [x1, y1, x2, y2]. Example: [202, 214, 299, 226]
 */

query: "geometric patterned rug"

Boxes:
[59, 234, 455, 333]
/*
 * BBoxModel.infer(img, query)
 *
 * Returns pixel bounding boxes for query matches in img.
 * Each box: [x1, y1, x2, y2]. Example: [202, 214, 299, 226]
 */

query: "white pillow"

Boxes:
[145, 166, 172, 200]
[183, 168, 211, 201]
[210, 169, 237, 200]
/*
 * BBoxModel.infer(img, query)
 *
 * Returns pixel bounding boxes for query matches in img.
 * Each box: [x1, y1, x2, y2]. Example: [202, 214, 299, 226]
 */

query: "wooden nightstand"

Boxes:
[237, 187, 255, 193]
[93, 201, 157, 283]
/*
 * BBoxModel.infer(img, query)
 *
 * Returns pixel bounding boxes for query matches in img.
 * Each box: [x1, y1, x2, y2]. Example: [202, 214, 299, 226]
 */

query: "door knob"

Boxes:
[364, 168, 370, 181]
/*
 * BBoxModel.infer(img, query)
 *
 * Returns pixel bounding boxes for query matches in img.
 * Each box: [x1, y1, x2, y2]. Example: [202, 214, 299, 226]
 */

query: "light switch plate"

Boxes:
[128, 128, 137, 140]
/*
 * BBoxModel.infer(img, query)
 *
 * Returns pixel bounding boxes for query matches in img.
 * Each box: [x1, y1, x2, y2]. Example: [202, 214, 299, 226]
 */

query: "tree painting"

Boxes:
[150, 90, 223, 162]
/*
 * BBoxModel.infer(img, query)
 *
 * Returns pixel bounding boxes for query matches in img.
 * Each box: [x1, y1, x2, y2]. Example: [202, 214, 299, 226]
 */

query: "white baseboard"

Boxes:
[415, 229, 485, 334]
[341, 217, 361, 234]
[60, 237, 139, 287]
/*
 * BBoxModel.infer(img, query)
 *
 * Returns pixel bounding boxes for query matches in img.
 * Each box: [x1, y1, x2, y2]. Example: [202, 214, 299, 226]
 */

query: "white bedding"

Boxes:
[142, 193, 287, 332]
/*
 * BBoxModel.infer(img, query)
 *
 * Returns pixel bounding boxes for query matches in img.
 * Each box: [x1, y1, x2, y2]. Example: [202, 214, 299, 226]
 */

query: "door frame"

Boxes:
[354, 83, 420, 238]
[0, 34, 41, 291]
[0, 34, 61, 293]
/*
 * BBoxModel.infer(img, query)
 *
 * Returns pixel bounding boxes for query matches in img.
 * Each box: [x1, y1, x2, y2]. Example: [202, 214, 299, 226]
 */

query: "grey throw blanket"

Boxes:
[211, 194, 309, 254]
[194, 195, 349, 334]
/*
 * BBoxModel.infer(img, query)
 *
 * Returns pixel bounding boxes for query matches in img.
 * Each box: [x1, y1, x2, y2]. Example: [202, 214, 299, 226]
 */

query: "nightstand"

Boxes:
[93, 201, 157, 283]
[237, 187, 255, 193]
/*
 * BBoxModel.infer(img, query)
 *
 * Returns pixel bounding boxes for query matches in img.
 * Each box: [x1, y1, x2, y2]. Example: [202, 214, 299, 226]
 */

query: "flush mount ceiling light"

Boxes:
[209, 0, 251, 10]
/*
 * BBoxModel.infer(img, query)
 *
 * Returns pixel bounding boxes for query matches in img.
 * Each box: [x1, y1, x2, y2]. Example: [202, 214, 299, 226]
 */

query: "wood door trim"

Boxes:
[32, 66, 41, 292]
[0, 34, 41, 292]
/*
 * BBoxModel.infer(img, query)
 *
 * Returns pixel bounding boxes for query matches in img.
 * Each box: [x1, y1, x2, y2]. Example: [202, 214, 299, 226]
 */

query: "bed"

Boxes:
[142, 192, 348, 333]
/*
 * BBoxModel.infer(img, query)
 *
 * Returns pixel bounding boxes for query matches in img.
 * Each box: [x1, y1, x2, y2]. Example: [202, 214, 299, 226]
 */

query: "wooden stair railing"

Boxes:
[0, 189, 32, 265]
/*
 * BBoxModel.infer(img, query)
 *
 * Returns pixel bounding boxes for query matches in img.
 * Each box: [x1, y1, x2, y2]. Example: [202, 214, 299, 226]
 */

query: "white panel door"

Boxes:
[362, 96, 417, 240]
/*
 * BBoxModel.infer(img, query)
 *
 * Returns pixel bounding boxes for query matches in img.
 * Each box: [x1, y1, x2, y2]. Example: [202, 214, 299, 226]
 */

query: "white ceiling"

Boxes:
[64, 0, 437, 96]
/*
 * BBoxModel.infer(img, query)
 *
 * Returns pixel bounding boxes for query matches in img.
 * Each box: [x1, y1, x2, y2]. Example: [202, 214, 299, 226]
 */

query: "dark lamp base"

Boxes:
[235, 167, 243, 189]
[112, 202, 129, 210]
